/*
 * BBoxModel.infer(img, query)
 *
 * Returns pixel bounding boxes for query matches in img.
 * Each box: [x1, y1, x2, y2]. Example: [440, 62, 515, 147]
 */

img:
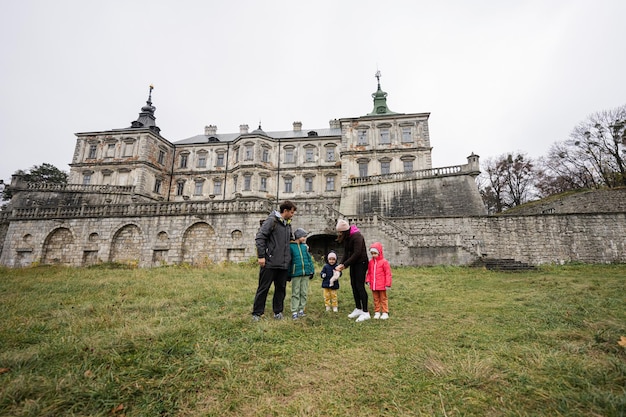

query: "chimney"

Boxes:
[205, 125, 217, 136]
[240, 124, 249, 134]
[293, 121, 302, 132]
[329, 119, 340, 129]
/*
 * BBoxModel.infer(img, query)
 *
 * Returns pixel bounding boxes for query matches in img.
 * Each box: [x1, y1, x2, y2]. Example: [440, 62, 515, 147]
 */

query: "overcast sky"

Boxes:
[1, 0, 625, 184]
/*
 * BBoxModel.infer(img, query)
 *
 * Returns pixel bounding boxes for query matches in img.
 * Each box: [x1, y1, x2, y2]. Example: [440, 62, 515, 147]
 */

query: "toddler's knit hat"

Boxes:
[327, 252, 337, 260]
[336, 219, 350, 232]
[294, 228, 308, 239]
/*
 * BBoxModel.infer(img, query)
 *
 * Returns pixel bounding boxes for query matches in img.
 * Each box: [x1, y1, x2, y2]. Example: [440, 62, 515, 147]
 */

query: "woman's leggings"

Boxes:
[349, 260, 368, 312]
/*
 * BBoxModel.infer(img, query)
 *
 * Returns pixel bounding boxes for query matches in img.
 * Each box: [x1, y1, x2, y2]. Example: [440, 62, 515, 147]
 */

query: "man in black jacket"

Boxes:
[252, 200, 297, 320]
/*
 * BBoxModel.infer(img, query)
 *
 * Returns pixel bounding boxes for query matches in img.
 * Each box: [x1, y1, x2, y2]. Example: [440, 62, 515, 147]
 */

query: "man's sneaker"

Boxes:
[380, 313, 389, 320]
[298, 310, 305, 317]
[332, 307, 338, 313]
[348, 308, 363, 319]
[355, 312, 371, 322]
[373, 312, 381, 319]
[252, 314, 261, 322]
[274, 312, 284, 320]
[292, 312, 299, 320]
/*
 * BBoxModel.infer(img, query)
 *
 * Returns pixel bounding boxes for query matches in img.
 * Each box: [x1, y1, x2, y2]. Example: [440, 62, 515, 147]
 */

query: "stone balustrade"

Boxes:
[349, 164, 474, 186]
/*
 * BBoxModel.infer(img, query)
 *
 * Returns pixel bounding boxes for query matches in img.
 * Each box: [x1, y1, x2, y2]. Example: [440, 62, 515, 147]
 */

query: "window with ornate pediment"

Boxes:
[176, 181, 185, 196]
[357, 158, 370, 178]
[179, 152, 189, 168]
[401, 155, 416, 172]
[194, 179, 204, 195]
[87, 143, 97, 159]
[305, 147, 315, 162]
[197, 150, 209, 168]
[283, 175, 293, 193]
[216, 152, 225, 167]
[244, 143, 254, 161]
[357, 129, 368, 145]
[325, 175, 336, 191]
[401, 126, 413, 143]
[380, 158, 391, 175]
[284, 146, 295, 164]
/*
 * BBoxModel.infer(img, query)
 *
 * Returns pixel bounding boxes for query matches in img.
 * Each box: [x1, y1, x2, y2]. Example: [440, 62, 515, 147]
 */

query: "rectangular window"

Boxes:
[244, 175, 252, 191]
[180, 154, 188, 168]
[83, 173, 91, 185]
[245, 145, 254, 161]
[216, 153, 225, 167]
[262, 148, 269, 162]
[381, 161, 390, 175]
[403, 160, 413, 172]
[284, 178, 293, 193]
[326, 148, 335, 162]
[158, 150, 165, 165]
[401, 127, 412, 143]
[197, 155, 207, 168]
[176, 182, 184, 196]
[305, 177, 313, 192]
[106, 143, 115, 158]
[88, 144, 97, 159]
[325, 176, 335, 191]
[285, 149, 295, 163]
[260, 177, 267, 191]
[213, 181, 222, 195]
[102, 172, 112, 185]
[123, 142, 133, 157]
[359, 162, 368, 178]
[305, 148, 314, 162]
[154, 179, 162, 193]
[194, 181, 203, 195]
[357, 130, 368, 145]
[380, 128, 390, 144]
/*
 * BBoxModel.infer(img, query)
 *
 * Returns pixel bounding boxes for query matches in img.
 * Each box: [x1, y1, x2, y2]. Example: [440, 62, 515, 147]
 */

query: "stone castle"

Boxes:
[1, 76, 624, 268]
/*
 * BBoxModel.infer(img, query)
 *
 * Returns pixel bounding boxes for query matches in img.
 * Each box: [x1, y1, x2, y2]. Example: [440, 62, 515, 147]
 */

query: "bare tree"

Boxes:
[479, 152, 536, 213]
[540, 105, 626, 192]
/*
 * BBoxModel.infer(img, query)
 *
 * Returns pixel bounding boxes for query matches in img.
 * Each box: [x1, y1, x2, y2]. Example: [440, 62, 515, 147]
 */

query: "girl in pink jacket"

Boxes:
[365, 242, 392, 319]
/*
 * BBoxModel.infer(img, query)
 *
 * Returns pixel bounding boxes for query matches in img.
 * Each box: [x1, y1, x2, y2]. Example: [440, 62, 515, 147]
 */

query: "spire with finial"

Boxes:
[367, 70, 396, 116]
[130, 84, 160, 133]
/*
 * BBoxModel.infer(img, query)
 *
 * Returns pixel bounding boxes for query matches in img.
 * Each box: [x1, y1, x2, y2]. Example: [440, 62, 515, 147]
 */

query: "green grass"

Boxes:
[0, 263, 624, 416]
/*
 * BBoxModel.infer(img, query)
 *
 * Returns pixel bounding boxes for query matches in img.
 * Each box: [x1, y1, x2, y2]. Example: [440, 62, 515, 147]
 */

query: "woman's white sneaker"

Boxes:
[347, 308, 363, 319]
[355, 312, 371, 322]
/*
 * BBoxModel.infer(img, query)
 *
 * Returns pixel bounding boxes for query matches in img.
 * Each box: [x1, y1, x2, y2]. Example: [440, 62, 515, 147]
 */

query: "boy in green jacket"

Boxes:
[289, 228, 315, 320]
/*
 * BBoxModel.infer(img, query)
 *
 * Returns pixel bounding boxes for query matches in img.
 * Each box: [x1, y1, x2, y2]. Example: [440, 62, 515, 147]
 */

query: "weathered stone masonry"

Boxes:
[1, 199, 624, 267]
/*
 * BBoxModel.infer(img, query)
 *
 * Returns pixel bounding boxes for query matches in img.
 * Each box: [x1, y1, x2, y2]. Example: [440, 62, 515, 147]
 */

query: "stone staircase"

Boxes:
[471, 257, 537, 271]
